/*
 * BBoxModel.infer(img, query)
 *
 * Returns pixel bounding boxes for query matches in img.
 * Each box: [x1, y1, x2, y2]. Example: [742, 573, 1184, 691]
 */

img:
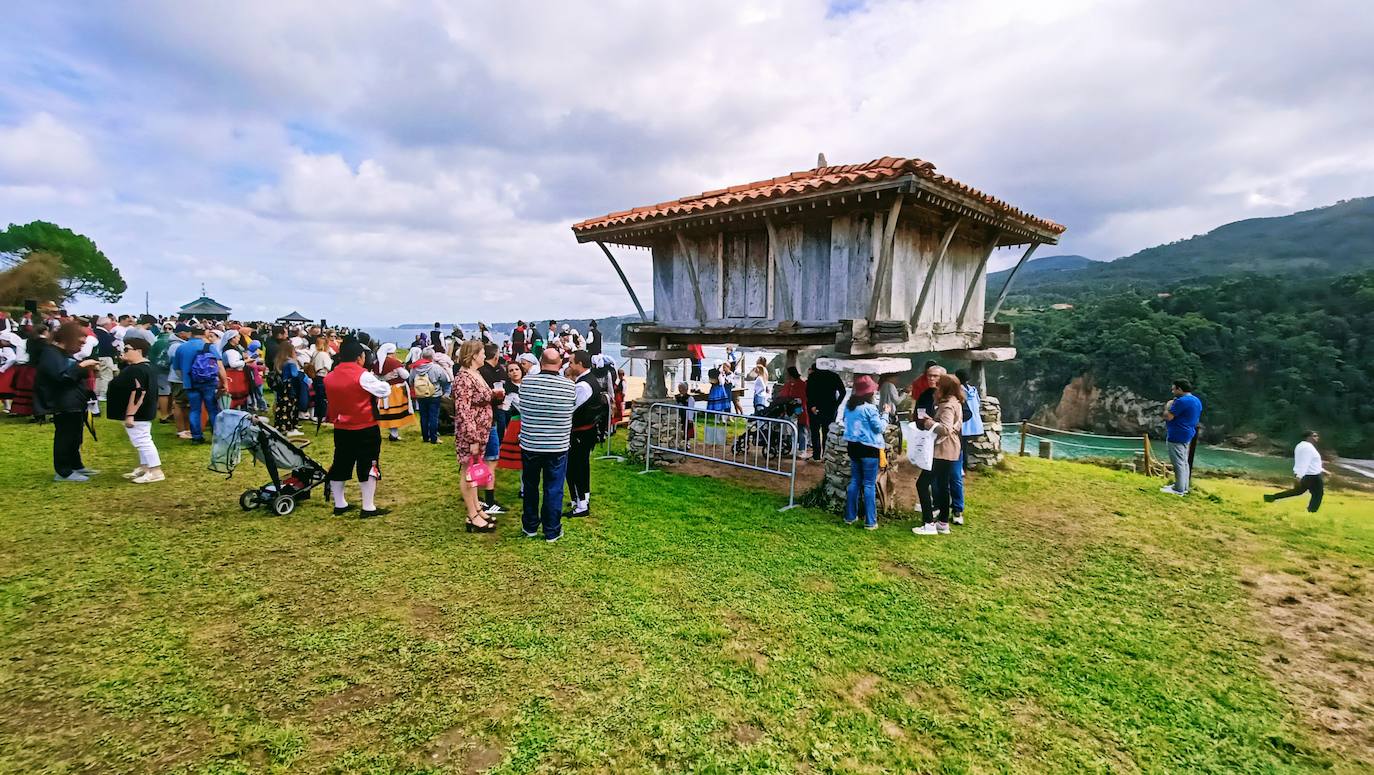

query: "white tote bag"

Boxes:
[901, 421, 935, 471]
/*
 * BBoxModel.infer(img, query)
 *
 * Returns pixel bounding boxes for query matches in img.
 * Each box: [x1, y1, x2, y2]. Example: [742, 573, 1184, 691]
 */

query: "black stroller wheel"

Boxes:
[271, 494, 296, 517]
[239, 490, 260, 511]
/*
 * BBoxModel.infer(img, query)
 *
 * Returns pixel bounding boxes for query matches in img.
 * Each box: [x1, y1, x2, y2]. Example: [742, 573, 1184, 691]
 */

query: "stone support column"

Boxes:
[629, 359, 671, 462]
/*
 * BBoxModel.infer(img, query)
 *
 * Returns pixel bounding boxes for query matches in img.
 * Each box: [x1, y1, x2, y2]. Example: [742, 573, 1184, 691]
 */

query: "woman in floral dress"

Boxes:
[452, 339, 493, 532]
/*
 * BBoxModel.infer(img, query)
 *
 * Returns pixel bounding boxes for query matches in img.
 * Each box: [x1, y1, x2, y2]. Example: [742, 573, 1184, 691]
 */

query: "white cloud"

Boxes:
[0, 113, 99, 185]
[1, 0, 1372, 323]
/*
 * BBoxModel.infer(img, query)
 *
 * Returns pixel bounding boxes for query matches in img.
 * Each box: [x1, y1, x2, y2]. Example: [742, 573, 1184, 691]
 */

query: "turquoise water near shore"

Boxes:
[1002, 428, 1300, 479]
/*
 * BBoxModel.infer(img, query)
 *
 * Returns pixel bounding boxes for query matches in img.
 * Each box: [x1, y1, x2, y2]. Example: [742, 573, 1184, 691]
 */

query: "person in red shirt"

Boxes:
[687, 343, 705, 382]
[775, 366, 809, 455]
[324, 340, 392, 518]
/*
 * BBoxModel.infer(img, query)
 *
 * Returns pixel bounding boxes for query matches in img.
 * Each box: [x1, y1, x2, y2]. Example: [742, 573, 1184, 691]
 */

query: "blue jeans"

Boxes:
[186, 385, 219, 440]
[1168, 441, 1190, 493]
[521, 450, 567, 539]
[416, 397, 441, 442]
[950, 454, 965, 513]
[845, 455, 879, 527]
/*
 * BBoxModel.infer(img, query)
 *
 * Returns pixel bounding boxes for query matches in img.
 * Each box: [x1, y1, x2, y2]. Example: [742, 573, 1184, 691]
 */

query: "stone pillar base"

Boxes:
[967, 395, 1004, 468]
[626, 400, 679, 465]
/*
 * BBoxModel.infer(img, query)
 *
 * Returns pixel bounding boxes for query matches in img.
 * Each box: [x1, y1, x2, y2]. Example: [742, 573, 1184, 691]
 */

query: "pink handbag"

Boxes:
[466, 455, 494, 488]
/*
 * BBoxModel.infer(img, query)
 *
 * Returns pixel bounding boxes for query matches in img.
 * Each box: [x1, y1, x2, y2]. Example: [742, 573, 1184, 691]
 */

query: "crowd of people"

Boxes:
[0, 308, 621, 542]
[0, 305, 1331, 529]
[830, 361, 986, 535]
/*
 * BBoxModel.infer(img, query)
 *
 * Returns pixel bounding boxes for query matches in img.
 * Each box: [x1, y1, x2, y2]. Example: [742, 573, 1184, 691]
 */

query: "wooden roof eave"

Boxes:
[908, 178, 1062, 247]
[573, 174, 1060, 248]
[573, 176, 918, 247]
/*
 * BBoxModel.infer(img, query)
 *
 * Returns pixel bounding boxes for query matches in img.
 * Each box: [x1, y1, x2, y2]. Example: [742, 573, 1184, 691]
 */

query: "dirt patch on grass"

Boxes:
[409, 602, 443, 627]
[1248, 562, 1374, 766]
[663, 456, 824, 497]
[309, 683, 394, 720]
[842, 673, 881, 709]
[732, 723, 765, 745]
[880, 560, 920, 580]
[722, 611, 771, 674]
[0, 704, 214, 771]
[423, 725, 505, 773]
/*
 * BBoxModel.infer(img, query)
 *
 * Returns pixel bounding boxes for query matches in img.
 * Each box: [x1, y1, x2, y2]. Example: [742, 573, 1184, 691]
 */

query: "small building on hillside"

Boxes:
[276, 310, 313, 325]
[179, 291, 232, 321]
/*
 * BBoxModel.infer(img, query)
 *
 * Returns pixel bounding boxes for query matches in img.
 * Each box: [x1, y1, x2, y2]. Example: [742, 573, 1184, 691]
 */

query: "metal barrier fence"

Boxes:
[640, 401, 801, 511]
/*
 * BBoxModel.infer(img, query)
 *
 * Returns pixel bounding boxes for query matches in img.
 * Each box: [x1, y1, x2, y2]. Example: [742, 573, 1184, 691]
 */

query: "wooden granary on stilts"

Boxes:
[571, 155, 1065, 465]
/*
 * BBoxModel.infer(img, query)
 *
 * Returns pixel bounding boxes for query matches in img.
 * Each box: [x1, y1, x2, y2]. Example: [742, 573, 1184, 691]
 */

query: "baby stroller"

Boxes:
[733, 397, 804, 457]
[211, 409, 330, 516]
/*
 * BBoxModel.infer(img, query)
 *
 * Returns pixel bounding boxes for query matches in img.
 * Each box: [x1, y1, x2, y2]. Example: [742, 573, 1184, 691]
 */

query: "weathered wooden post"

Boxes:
[1142, 434, 1153, 475]
[1019, 420, 1028, 456]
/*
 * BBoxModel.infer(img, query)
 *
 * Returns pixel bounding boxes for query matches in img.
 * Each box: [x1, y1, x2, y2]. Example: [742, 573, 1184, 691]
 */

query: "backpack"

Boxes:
[189, 344, 220, 388]
[413, 369, 437, 398]
[150, 336, 173, 370]
[591, 390, 612, 443]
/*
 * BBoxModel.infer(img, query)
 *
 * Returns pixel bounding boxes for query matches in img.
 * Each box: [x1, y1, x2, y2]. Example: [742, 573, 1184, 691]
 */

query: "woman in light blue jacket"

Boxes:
[842, 375, 888, 529]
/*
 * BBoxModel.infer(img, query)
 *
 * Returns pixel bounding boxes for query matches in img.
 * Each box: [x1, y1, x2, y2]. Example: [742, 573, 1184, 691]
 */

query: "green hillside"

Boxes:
[986, 254, 1095, 292]
[993, 197, 1374, 304]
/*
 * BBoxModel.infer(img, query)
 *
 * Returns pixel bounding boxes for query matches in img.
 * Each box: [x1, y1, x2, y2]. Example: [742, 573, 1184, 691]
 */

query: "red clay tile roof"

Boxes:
[571, 156, 1065, 236]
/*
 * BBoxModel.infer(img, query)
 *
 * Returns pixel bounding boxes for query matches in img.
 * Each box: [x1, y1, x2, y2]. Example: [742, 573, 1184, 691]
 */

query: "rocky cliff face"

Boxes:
[1031, 374, 1165, 437]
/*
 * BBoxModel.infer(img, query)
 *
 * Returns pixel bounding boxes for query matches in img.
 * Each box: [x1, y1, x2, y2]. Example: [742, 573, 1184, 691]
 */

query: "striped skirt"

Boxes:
[376, 383, 416, 430]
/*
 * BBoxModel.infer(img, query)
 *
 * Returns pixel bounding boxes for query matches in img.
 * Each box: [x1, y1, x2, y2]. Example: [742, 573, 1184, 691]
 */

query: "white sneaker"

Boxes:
[912, 523, 939, 536]
[937, 521, 950, 534]
[122, 466, 148, 480]
[952, 513, 964, 526]
[177, 430, 192, 440]
[54, 472, 90, 483]
[286, 429, 304, 438]
[1159, 485, 1185, 496]
[132, 470, 166, 484]
[484, 503, 506, 515]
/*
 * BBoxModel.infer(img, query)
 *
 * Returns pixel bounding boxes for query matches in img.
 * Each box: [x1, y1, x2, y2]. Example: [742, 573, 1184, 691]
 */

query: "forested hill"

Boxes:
[989, 271, 1374, 456]
[991, 196, 1374, 304]
[986, 254, 1093, 289]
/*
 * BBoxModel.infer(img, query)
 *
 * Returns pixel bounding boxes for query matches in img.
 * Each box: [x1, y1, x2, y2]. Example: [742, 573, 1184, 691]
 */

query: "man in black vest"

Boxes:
[805, 363, 845, 461]
[564, 350, 604, 518]
[586, 320, 602, 356]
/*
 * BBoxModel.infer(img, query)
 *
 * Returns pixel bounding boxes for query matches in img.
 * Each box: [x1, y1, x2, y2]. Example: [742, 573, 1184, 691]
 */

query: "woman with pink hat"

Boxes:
[842, 374, 888, 529]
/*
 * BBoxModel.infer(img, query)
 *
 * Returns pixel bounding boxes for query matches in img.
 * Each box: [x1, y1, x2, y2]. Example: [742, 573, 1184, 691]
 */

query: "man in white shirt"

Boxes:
[1264, 431, 1326, 512]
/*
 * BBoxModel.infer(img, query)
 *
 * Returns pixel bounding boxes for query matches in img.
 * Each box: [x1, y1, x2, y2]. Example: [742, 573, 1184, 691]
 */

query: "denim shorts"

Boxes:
[484, 426, 500, 461]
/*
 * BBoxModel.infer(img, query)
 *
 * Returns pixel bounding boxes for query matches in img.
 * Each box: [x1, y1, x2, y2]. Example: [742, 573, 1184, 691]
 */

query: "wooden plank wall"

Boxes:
[651, 240, 675, 323]
[648, 206, 988, 335]
[829, 213, 879, 319]
[719, 231, 770, 319]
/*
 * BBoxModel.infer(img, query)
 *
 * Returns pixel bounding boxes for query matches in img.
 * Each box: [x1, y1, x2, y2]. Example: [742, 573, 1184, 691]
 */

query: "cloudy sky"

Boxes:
[2, 0, 1372, 324]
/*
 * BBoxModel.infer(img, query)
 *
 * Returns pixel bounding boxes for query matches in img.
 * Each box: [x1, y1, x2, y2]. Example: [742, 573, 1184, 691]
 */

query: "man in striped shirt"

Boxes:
[519, 349, 577, 542]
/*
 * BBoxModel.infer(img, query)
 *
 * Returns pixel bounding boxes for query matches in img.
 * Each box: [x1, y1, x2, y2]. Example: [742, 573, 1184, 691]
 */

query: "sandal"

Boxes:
[465, 515, 496, 533]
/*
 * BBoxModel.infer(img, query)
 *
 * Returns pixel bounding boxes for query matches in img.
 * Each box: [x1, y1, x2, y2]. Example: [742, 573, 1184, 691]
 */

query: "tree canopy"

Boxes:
[0, 251, 65, 308]
[0, 221, 125, 303]
[991, 272, 1374, 456]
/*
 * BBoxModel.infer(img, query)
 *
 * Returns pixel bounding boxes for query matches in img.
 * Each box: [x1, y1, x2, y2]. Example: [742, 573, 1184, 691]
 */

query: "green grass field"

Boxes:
[1, 414, 1370, 773]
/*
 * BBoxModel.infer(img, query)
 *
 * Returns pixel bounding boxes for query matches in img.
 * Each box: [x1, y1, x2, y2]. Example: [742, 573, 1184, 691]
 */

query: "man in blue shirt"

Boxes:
[1161, 379, 1202, 495]
[171, 326, 227, 444]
